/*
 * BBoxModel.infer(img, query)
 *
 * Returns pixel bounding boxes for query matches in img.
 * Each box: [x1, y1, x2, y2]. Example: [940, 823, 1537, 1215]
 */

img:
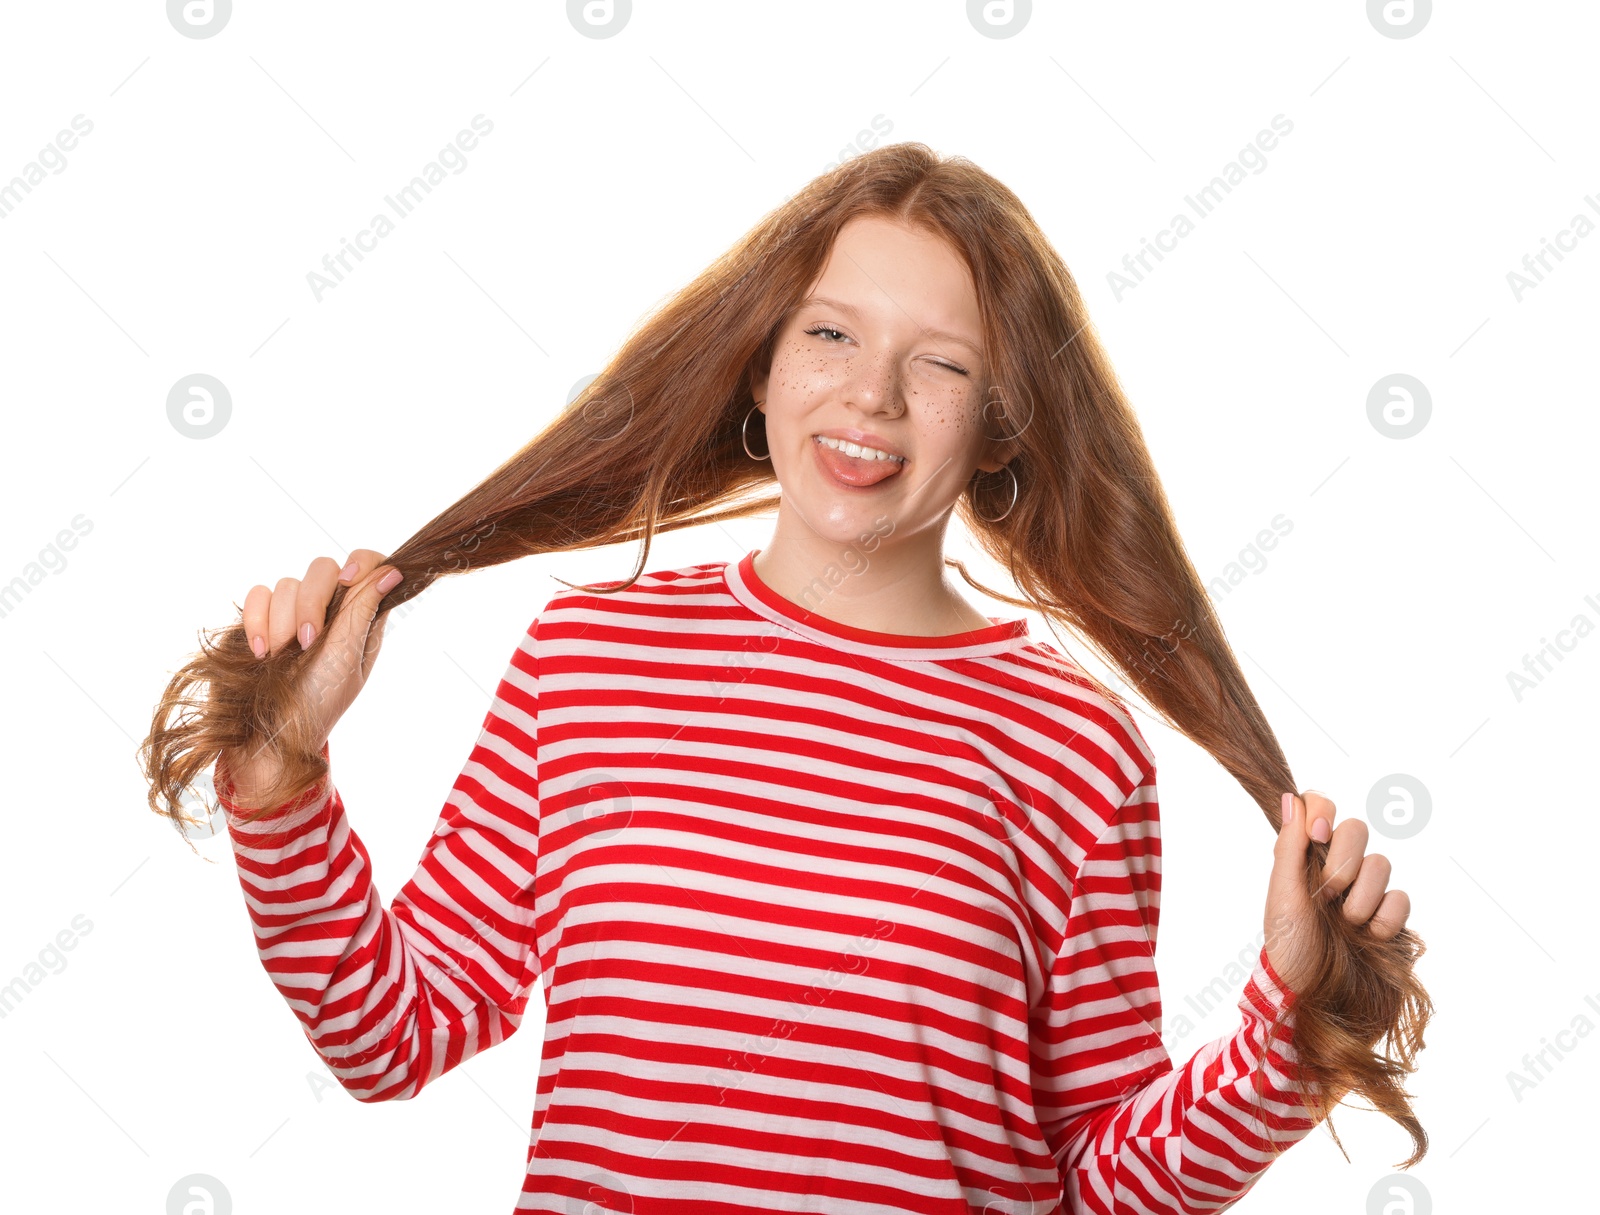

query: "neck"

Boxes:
[752, 514, 990, 637]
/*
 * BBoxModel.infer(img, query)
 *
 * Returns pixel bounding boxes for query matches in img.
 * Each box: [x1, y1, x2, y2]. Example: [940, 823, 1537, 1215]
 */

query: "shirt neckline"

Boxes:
[721, 548, 1031, 662]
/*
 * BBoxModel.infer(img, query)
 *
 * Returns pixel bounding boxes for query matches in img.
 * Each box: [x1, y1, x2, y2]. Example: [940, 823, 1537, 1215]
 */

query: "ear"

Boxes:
[973, 381, 1017, 473]
[748, 361, 770, 412]
[974, 437, 1015, 475]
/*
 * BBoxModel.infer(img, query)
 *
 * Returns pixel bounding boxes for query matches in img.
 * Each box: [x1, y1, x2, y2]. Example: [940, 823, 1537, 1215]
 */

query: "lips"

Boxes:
[812, 434, 905, 488]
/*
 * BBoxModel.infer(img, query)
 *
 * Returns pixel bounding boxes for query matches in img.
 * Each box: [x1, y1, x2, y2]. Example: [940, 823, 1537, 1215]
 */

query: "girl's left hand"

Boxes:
[1263, 790, 1412, 997]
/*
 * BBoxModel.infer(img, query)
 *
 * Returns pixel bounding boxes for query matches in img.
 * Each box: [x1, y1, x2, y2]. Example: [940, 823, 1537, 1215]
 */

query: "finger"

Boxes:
[1341, 851, 1392, 924]
[335, 548, 389, 586]
[296, 556, 343, 649]
[359, 603, 390, 682]
[314, 550, 389, 673]
[241, 584, 272, 658]
[1367, 888, 1411, 939]
[1268, 791, 1311, 909]
[324, 563, 404, 663]
[268, 576, 301, 655]
[1302, 788, 1337, 845]
[1315, 818, 1369, 901]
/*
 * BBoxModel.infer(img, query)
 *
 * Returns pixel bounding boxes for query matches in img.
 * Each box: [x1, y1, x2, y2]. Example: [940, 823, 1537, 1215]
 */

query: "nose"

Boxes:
[842, 348, 905, 419]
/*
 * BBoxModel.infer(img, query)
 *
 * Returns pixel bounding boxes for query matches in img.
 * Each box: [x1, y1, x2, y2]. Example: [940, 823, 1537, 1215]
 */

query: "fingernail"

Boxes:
[377, 569, 403, 593]
[299, 622, 315, 649]
[251, 634, 265, 659]
[339, 560, 358, 582]
[1281, 792, 1294, 822]
[1311, 817, 1331, 844]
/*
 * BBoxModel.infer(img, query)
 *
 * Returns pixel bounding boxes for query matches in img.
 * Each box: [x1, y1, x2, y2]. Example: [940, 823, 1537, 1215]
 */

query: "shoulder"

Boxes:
[529, 558, 733, 647]
[993, 636, 1157, 811]
[538, 559, 728, 615]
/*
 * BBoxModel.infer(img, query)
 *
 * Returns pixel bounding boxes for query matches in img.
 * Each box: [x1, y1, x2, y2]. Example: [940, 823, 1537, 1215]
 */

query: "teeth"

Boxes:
[816, 435, 904, 463]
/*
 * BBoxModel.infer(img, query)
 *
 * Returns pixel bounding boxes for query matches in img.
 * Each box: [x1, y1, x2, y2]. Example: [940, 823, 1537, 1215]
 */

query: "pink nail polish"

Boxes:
[251, 635, 265, 659]
[339, 561, 358, 581]
[299, 622, 314, 649]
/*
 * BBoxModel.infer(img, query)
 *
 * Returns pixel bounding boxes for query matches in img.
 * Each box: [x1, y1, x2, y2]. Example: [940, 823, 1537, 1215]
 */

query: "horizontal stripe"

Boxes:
[213, 550, 1318, 1212]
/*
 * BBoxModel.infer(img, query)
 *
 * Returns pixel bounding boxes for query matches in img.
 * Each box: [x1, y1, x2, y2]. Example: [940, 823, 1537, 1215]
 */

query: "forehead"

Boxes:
[796, 218, 985, 356]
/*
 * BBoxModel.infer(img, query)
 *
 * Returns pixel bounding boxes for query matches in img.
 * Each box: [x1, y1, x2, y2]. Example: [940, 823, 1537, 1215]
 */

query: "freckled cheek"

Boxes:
[917, 386, 983, 436]
[774, 352, 841, 401]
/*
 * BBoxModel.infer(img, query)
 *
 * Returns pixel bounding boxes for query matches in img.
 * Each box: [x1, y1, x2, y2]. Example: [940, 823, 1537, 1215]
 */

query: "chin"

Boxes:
[791, 497, 902, 550]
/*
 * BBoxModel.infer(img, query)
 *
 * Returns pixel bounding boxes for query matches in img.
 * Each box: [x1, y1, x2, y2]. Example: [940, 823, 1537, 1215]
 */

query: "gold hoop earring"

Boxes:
[742, 402, 770, 462]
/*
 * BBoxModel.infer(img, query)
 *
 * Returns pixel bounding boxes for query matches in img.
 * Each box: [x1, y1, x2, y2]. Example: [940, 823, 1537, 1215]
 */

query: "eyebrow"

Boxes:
[799, 295, 985, 359]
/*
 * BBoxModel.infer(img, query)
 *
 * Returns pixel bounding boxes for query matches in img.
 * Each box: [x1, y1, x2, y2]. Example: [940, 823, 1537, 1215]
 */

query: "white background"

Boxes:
[0, 2, 1590, 1211]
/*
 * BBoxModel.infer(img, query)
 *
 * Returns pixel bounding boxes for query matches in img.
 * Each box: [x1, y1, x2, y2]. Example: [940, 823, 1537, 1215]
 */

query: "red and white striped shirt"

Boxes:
[215, 549, 1318, 1214]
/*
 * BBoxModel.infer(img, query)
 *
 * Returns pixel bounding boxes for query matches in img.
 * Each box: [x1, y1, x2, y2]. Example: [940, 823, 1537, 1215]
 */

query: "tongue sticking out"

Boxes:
[814, 438, 904, 488]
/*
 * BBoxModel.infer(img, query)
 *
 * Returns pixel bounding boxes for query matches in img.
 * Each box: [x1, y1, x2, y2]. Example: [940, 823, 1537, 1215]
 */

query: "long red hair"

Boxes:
[140, 140, 1430, 1168]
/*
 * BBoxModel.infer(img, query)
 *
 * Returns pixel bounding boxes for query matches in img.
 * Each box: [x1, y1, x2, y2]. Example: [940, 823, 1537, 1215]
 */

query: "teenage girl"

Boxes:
[144, 143, 1428, 1214]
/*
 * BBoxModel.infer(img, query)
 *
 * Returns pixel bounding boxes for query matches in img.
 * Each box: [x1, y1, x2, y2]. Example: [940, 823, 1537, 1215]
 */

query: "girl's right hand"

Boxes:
[223, 550, 402, 799]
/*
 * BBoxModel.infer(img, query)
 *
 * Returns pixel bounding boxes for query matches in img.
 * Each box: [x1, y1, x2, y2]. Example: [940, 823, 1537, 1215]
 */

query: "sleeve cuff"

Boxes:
[1251, 944, 1298, 1013]
[214, 740, 333, 824]
[1241, 944, 1323, 1111]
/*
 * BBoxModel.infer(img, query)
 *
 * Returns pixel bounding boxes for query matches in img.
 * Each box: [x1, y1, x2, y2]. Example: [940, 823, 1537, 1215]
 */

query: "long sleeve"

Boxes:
[212, 613, 544, 1102]
[1030, 771, 1322, 1214]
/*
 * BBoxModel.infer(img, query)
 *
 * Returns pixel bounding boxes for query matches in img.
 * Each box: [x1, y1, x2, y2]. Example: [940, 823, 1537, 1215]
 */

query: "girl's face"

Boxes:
[750, 215, 1008, 549]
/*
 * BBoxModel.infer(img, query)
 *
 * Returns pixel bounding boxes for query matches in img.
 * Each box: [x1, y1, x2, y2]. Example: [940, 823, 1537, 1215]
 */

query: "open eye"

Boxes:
[804, 324, 848, 343]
